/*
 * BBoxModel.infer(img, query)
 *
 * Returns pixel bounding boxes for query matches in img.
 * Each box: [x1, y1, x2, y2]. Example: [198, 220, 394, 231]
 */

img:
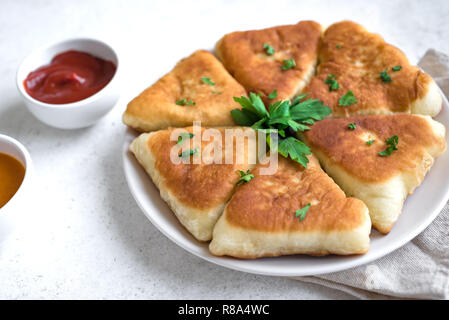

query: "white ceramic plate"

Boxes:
[122, 89, 449, 277]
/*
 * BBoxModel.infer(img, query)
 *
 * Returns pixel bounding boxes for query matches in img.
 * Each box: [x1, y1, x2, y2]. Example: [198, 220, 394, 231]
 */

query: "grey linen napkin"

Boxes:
[295, 49, 449, 300]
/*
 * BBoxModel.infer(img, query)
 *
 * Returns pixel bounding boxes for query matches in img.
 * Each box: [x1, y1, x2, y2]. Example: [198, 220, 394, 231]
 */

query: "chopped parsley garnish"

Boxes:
[325, 74, 340, 91]
[348, 123, 357, 130]
[268, 89, 278, 99]
[176, 99, 195, 106]
[282, 59, 296, 70]
[236, 170, 254, 185]
[263, 43, 275, 56]
[379, 135, 398, 157]
[339, 90, 357, 106]
[277, 137, 310, 167]
[392, 66, 402, 71]
[179, 148, 198, 158]
[295, 203, 311, 221]
[366, 139, 375, 146]
[380, 69, 392, 83]
[336, 44, 342, 49]
[211, 91, 223, 95]
[231, 92, 331, 168]
[177, 132, 194, 145]
[201, 77, 215, 86]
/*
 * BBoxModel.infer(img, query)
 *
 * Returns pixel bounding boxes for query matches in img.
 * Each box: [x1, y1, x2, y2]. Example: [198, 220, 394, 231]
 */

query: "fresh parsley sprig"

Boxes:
[236, 170, 254, 185]
[379, 135, 398, 157]
[201, 77, 215, 86]
[263, 43, 275, 56]
[268, 89, 278, 99]
[177, 133, 194, 145]
[179, 148, 198, 158]
[231, 92, 331, 168]
[380, 69, 392, 83]
[325, 74, 340, 91]
[295, 203, 311, 221]
[348, 123, 356, 130]
[282, 59, 296, 70]
[176, 99, 195, 106]
[339, 90, 357, 106]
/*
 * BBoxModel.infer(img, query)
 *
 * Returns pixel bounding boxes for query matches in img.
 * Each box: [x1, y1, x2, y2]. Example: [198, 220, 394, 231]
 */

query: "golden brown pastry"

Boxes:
[304, 21, 442, 117]
[215, 21, 322, 104]
[302, 114, 446, 233]
[209, 155, 371, 258]
[123, 50, 247, 132]
[129, 126, 261, 241]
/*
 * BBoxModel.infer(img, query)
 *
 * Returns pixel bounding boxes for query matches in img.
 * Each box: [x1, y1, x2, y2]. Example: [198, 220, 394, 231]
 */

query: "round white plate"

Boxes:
[122, 89, 449, 277]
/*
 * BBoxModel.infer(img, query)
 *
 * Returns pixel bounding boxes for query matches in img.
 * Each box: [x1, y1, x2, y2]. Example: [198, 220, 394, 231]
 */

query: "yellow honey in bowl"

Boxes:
[0, 153, 25, 208]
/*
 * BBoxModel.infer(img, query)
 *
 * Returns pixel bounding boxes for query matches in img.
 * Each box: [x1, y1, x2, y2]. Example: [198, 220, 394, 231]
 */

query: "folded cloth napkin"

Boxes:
[295, 49, 449, 300]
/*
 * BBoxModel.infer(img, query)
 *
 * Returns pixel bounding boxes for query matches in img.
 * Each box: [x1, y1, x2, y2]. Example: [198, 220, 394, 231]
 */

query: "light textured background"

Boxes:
[0, 0, 448, 299]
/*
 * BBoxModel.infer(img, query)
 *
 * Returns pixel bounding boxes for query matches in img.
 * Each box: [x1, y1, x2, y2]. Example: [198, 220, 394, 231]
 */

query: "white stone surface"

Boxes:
[0, 0, 448, 299]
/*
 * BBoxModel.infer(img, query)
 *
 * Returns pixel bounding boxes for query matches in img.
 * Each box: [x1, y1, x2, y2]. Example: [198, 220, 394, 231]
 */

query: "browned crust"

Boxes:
[304, 21, 434, 117]
[225, 155, 367, 232]
[303, 114, 446, 183]
[147, 127, 256, 210]
[124, 50, 247, 132]
[216, 21, 322, 104]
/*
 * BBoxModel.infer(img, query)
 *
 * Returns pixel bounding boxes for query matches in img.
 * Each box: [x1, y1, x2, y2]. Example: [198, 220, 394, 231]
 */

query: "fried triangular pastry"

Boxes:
[302, 114, 446, 233]
[130, 126, 261, 241]
[215, 21, 322, 104]
[124, 50, 247, 132]
[210, 155, 371, 258]
[304, 21, 442, 117]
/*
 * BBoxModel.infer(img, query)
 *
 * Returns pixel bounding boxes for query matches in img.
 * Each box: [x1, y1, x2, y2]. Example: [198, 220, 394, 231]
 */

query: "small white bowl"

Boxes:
[0, 134, 32, 213]
[16, 38, 119, 129]
[0, 135, 32, 243]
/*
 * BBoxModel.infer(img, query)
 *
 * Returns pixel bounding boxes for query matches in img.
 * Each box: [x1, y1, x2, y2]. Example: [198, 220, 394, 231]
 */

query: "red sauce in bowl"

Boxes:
[24, 50, 116, 104]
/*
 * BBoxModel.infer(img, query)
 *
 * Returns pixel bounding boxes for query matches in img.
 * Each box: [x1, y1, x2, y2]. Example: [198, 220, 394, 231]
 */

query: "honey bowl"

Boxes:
[0, 134, 32, 215]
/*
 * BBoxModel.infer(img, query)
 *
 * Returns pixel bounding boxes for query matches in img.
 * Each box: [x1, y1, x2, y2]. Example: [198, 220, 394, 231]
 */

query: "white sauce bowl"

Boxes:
[16, 38, 119, 129]
[0, 134, 32, 242]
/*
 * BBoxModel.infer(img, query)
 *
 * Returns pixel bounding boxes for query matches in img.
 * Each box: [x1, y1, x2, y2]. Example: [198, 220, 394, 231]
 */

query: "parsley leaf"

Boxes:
[336, 44, 341, 49]
[230, 109, 260, 126]
[263, 43, 275, 56]
[380, 69, 392, 83]
[201, 77, 215, 86]
[295, 203, 311, 221]
[177, 133, 194, 145]
[339, 90, 357, 106]
[278, 137, 311, 168]
[290, 96, 332, 122]
[291, 94, 308, 105]
[392, 66, 402, 71]
[267, 101, 290, 126]
[268, 89, 278, 99]
[366, 139, 375, 146]
[348, 123, 356, 130]
[176, 99, 195, 106]
[179, 148, 198, 158]
[211, 91, 222, 95]
[386, 135, 398, 145]
[325, 74, 340, 91]
[236, 170, 254, 185]
[282, 59, 296, 70]
[230, 92, 331, 168]
[233, 93, 269, 119]
[379, 135, 398, 157]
